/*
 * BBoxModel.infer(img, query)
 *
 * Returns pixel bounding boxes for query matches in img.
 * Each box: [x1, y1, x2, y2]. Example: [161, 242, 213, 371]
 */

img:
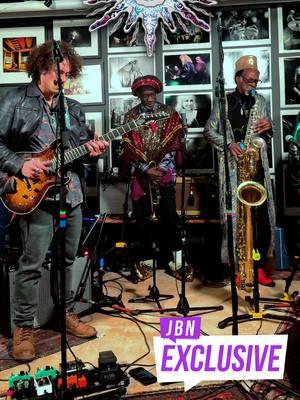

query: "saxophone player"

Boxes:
[204, 55, 276, 287]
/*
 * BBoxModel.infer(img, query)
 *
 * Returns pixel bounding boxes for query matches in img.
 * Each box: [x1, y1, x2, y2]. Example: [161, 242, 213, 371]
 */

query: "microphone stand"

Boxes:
[215, 13, 239, 335]
[53, 41, 70, 398]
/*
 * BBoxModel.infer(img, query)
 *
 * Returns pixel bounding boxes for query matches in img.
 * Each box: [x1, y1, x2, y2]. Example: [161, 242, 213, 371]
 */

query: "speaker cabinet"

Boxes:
[0, 256, 91, 337]
[99, 180, 132, 214]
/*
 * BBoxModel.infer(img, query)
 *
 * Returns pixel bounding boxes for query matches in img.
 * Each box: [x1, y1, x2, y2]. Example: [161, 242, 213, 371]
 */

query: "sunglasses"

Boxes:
[241, 75, 262, 86]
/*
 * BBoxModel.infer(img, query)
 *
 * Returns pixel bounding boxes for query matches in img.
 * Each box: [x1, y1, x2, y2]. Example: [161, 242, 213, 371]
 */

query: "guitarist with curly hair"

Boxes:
[0, 40, 109, 362]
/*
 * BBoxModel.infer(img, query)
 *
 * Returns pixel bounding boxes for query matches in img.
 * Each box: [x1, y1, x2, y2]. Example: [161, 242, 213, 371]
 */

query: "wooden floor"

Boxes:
[0, 269, 299, 398]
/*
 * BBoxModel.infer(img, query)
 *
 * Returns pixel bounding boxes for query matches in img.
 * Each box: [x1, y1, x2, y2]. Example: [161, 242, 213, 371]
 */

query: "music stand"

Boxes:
[74, 213, 124, 315]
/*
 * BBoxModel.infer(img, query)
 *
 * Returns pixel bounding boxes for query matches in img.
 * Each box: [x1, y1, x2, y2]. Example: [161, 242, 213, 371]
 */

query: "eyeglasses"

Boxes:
[241, 75, 262, 86]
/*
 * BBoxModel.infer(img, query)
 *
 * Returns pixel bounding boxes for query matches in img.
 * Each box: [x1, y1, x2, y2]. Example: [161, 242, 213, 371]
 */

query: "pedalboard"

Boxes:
[7, 352, 129, 399]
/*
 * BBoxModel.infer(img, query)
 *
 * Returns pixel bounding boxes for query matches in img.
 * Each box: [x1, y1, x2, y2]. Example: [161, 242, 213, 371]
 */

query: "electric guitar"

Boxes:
[0, 111, 169, 215]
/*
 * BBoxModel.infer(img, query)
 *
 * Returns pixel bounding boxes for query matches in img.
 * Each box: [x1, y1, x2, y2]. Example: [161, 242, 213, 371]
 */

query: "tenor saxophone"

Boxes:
[236, 94, 267, 292]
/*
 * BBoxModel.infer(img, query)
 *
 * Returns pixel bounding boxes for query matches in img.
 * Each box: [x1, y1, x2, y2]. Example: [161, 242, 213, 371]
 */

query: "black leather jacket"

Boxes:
[0, 84, 95, 191]
[0, 83, 93, 177]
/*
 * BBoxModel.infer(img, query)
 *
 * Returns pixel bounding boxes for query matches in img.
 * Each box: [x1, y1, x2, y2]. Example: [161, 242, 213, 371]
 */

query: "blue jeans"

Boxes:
[13, 203, 82, 327]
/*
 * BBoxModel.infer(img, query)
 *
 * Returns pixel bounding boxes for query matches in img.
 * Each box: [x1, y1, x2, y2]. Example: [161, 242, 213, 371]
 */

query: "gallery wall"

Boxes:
[0, 2, 299, 221]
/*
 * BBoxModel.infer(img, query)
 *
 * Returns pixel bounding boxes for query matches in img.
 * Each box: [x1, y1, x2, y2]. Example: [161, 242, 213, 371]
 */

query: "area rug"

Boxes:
[123, 382, 252, 399]
[0, 328, 93, 371]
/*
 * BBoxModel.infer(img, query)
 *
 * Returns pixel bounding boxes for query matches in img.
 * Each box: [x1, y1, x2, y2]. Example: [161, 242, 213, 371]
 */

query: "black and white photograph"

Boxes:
[278, 6, 300, 53]
[53, 19, 99, 56]
[163, 18, 210, 50]
[109, 95, 140, 129]
[220, 8, 270, 47]
[164, 93, 212, 131]
[256, 88, 273, 118]
[184, 135, 214, 173]
[108, 25, 146, 52]
[164, 51, 211, 91]
[85, 111, 103, 138]
[280, 110, 299, 158]
[224, 47, 271, 89]
[64, 64, 103, 104]
[0, 26, 45, 84]
[108, 54, 155, 93]
[279, 56, 300, 107]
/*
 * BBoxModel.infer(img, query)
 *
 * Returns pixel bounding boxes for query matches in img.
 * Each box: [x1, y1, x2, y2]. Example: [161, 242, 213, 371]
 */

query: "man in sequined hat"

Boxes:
[120, 75, 194, 282]
[204, 55, 276, 288]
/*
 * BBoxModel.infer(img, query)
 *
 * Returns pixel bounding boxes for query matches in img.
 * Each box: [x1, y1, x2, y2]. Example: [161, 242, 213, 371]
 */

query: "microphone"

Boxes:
[248, 89, 257, 97]
[285, 135, 298, 145]
[53, 40, 63, 63]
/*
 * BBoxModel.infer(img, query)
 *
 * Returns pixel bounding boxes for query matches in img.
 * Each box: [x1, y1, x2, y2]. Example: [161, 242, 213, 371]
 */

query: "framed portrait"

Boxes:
[279, 56, 300, 107]
[64, 64, 103, 104]
[109, 95, 140, 129]
[85, 111, 103, 137]
[53, 19, 99, 57]
[280, 110, 299, 159]
[221, 8, 270, 47]
[163, 17, 211, 50]
[223, 47, 271, 89]
[256, 88, 273, 118]
[184, 134, 215, 174]
[108, 54, 155, 93]
[164, 50, 211, 91]
[278, 6, 300, 53]
[164, 92, 212, 132]
[0, 26, 45, 84]
[283, 163, 300, 216]
[108, 25, 147, 53]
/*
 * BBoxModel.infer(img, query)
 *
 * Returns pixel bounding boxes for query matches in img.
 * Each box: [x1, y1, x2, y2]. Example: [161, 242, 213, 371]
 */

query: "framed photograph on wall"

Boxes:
[280, 109, 299, 159]
[109, 95, 140, 129]
[0, 26, 45, 84]
[163, 18, 211, 50]
[85, 111, 103, 137]
[283, 164, 300, 216]
[108, 54, 155, 93]
[279, 56, 300, 107]
[164, 50, 211, 91]
[256, 88, 273, 118]
[184, 134, 215, 174]
[64, 64, 103, 104]
[108, 25, 146, 53]
[164, 92, 212, 132]
[223, 47, 271, 89]
[53, 19, 99, 57]
[221, 8, 270, 47]
[278, 6, 300, 53]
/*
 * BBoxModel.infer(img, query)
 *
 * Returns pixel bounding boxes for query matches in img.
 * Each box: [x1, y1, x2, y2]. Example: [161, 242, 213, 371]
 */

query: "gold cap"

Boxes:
[235, 55, 258, 73]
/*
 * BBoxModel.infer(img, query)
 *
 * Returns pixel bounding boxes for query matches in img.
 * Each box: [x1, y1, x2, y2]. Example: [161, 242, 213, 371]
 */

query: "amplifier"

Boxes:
[99, 180, 132, 215]
[175, 176, 208, 216]
[0, 256, 91, 337]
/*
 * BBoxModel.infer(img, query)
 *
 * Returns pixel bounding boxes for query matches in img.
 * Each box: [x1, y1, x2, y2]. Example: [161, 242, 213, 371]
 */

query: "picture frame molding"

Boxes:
[53, 18, 99, 57]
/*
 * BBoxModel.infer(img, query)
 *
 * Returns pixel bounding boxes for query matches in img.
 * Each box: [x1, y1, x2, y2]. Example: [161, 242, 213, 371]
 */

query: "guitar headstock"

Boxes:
[136, 111, 169, 126]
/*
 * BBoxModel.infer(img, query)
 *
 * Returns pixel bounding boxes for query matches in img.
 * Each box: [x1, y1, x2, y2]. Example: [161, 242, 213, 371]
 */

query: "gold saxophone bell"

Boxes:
[236, 180, 267, 207]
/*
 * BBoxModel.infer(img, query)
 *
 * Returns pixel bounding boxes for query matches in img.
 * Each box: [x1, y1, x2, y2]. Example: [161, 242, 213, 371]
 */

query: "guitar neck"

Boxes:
[52, 119, 139, 169]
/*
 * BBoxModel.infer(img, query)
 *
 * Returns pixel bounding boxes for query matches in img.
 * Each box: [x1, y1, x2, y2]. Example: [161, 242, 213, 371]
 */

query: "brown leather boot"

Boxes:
[12, 326, 35, 362]
[66, 312, 97, 338]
